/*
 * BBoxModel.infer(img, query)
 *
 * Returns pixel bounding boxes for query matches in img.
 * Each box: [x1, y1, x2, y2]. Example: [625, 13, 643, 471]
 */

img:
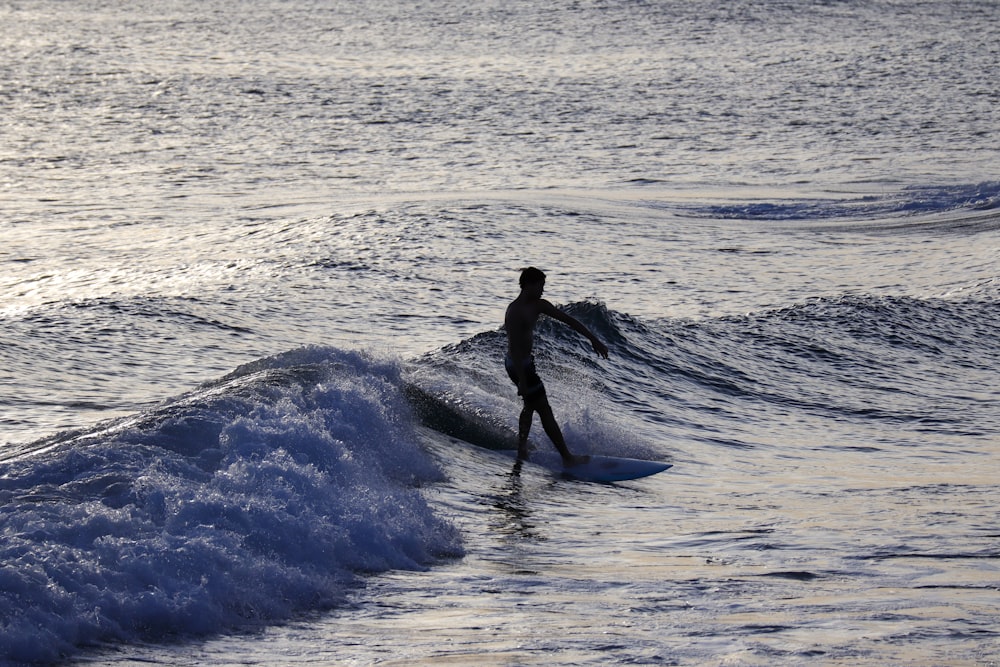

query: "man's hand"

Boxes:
[592, 338, 609, 359]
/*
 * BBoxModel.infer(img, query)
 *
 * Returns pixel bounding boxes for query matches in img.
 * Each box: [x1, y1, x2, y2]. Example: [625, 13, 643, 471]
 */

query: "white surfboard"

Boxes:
[502, 450, 671, 482]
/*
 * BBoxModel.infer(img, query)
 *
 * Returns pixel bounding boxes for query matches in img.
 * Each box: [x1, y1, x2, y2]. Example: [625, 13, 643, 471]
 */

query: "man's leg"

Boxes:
[533, 397, 577, 464]
[517, 402, 534, 459]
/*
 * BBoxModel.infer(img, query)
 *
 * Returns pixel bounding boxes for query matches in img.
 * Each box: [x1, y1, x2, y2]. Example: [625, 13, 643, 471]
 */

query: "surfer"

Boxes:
[505, 267, 609, 465]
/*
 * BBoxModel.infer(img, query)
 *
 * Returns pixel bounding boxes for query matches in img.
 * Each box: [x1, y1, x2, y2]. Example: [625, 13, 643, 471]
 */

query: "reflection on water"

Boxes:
[489, 459, 544, 543]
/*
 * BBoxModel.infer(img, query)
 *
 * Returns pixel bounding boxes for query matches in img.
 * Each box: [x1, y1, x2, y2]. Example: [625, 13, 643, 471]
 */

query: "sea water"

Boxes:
[1, 0, 998, 665]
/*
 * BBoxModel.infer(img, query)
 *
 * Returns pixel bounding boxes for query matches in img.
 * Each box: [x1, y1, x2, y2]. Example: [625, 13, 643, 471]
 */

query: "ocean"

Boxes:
[1, 0, 998, 664]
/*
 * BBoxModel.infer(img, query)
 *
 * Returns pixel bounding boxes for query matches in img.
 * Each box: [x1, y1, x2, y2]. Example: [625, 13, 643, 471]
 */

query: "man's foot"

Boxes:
[562, 454, 590, 467]
[517, 444, 530, 460]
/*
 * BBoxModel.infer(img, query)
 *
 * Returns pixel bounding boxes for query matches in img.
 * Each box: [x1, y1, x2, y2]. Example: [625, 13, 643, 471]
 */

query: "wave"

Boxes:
[0, 347, 462, 664]
[668, 181, 1000, 224]
[407, 290, 1000, 453]
[694, 292, 994, 432]
[403, 301, 666, 460]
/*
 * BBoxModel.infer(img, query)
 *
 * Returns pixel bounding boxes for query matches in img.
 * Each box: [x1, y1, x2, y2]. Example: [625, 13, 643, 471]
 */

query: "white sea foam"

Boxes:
[0, 348, 462, 663]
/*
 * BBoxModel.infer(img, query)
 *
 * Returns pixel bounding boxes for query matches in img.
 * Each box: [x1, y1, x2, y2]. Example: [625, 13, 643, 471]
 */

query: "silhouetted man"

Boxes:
[504, 267, 609, 464]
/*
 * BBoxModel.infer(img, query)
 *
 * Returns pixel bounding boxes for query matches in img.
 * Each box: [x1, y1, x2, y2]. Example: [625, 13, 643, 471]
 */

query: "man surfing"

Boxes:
[504, 267, 609, 465]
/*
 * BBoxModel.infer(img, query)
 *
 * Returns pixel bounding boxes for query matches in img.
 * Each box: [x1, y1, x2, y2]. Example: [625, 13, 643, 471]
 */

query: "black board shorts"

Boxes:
[505, 354, 546, 401]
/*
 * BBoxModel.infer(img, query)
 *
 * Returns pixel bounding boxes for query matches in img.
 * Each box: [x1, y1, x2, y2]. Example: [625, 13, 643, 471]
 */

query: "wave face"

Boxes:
[412, 283, 1000, 452]
[0, 348, 461, 663]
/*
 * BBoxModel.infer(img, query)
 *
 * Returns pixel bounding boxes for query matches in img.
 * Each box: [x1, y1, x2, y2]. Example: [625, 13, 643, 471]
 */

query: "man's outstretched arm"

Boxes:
[541, 301, 610, 359]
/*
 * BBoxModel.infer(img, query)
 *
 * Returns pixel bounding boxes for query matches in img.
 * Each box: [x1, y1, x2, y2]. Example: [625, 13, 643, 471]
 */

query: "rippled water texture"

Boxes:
[1, 1, 998, 664]
[3, 0, 997, 211]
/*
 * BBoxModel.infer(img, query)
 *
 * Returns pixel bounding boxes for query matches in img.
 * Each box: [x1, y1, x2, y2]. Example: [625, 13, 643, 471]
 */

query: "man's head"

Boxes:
[519, 266, 546, 289]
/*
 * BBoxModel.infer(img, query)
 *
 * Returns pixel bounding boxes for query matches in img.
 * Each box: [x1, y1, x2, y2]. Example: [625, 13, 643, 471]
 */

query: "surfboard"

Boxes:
[564, 455, 672, 482]
[502, 450, 671, 482]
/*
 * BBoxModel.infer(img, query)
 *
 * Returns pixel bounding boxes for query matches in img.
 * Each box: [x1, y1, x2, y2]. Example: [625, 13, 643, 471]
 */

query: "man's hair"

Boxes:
[519, 266, 546, 287]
